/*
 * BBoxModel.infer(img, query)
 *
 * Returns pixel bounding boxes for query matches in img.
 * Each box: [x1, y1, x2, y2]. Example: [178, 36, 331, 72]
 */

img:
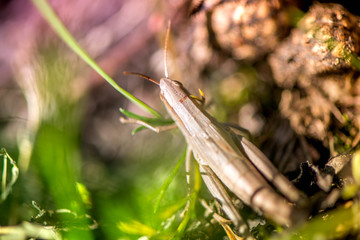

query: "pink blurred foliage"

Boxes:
[0, 0, 190, 88]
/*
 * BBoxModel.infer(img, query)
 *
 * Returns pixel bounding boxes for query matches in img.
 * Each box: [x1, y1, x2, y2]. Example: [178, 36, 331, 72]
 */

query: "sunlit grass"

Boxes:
[273, 203, 360, 240]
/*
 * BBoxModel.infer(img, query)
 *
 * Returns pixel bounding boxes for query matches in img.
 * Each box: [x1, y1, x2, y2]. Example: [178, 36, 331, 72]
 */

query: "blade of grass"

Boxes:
[131, 126, 148, 135]
[1, 149, 7, 198]
[120, 108, 173, 125]
[174, 159, 202, 239]
[154, 147, 187, 214]
[120, 108, 174, 134]
[1, 148, 19, 203]
[30, 0, 161, 118]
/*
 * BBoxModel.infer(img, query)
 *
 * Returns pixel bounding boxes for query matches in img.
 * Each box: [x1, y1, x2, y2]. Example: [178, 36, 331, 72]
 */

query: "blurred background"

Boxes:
[1, 0, 360, 239]
[0, 1, 196, 239]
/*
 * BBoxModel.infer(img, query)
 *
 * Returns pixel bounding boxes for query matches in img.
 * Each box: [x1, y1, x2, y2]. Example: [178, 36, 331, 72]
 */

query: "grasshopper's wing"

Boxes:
[200, 164, 248, 232]
[237, 135, 306, 205]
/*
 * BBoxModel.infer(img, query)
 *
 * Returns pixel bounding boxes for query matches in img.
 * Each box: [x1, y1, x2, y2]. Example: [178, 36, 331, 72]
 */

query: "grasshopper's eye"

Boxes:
[172, 80, 183, 87]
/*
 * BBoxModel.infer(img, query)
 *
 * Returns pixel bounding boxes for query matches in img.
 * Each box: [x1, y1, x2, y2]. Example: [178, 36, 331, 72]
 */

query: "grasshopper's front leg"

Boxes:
[185, 148, 248, 234]
[200, 164, 249, 233]
[119, 117, 177, 133]
[200, 200, 245, 240]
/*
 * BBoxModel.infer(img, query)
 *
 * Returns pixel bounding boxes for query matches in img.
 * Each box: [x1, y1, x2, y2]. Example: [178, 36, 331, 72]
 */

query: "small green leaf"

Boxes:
[76, 182, 92, 208]
[131, 126, 148, 135]
[117, 220, 157, 236]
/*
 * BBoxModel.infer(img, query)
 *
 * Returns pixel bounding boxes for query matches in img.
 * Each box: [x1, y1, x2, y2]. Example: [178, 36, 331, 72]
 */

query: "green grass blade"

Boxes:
[120, 108, 174, 133]
[153, 147, 187, 214]
[1, 148, 19, 203]
[131, 126, 148, 135]
[1, 149, 7, 199]
[120, 108, 173, 125]
[174, 159, 202, 239]
[30, 0, 161, 118]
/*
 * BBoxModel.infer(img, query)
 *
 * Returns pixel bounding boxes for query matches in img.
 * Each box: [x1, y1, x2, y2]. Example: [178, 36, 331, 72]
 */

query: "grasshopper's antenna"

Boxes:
[164, 20, 171, 78]
[123, 71, 159, 85]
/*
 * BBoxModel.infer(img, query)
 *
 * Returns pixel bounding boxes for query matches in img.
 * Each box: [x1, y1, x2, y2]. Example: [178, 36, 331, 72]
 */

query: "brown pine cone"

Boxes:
[269, 3, 360, 147]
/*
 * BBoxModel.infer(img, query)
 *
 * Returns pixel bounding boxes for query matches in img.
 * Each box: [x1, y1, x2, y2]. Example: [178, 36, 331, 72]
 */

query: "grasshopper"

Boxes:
[122, 22, 308, 230]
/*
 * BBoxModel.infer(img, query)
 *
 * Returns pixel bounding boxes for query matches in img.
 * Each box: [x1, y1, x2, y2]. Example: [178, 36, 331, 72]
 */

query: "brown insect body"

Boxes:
[159, 77, 307, 226]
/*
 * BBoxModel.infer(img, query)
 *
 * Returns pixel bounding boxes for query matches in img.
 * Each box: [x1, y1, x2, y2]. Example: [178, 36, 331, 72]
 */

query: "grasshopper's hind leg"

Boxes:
[228, 124, 308, 206]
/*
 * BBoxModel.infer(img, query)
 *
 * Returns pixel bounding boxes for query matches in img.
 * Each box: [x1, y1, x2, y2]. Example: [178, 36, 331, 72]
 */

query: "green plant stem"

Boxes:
[175, 159, 202, 238]
[1, 149, 19, 203]
[30, 0, 161, 118]
[1, 151, 7, 198]
[154, 147, 187, 214]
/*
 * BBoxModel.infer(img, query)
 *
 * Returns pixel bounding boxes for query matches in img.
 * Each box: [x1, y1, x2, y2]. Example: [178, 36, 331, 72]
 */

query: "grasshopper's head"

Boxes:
[159, 78, 183, 90]
[159, 78, 190, 107]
